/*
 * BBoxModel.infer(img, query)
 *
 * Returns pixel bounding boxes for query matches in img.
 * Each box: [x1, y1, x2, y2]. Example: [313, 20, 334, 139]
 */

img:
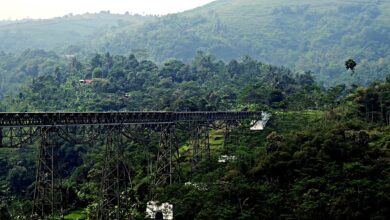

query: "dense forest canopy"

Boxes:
[1, 52, 322, 112]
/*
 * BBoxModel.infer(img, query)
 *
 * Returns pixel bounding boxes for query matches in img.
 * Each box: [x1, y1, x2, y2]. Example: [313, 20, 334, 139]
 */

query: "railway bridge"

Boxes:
[0, 111, 264, 219]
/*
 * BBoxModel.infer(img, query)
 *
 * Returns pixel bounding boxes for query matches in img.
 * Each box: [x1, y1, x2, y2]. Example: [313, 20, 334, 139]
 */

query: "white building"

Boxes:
[146, 201, 173, 220]
[218, 155, 237, 163]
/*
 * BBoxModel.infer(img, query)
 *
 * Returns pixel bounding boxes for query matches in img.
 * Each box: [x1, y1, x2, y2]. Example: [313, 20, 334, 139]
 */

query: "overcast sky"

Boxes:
[0, 0, 216, 20]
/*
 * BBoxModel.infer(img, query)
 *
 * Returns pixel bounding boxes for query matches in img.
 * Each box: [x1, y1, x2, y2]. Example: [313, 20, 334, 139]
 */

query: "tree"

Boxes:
[159, 59, 185, 82]
[386, 74, 390, 83]
[227, 59, 241, 77]
[92, 67, 103, 78]
[127, 54, 139, 70]
[345, 59, 357, 74]
[91, 54, 102, 68]
[54, 66, 62, 83]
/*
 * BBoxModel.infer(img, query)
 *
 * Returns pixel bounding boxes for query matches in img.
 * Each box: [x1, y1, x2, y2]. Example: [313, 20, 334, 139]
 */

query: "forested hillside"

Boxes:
[0, 50, 65, 98]
[0, 52, 322, 112]
[0, 12, 153, 53]
[1, 0, 390, 219]
[0, 53, 389, 219]
[1, 0, 390, 85]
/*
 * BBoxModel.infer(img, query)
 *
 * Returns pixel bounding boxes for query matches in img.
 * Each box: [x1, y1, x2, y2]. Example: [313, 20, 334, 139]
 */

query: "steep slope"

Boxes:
[0, 49, 65, 98]
[0, 12, 153, 52]
[92, 0, 390, 85]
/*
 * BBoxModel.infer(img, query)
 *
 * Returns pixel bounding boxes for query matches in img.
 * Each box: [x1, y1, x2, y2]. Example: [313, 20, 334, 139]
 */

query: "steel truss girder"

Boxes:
[0, 127, 40, 148]
[57, 126, 104, 145]
[0, 111, 262, 128]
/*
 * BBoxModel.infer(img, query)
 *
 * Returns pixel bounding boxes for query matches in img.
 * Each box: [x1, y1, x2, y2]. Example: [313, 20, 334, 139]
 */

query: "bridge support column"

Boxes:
[223, 122, 234, 150]
[9, 128, 13, 147]
[0, 128, 2, 148]
[190, 122, 210, 175]
[97, 126, 132, 220]
[154, 124, 179, 186]
[32, 128, 62, 219]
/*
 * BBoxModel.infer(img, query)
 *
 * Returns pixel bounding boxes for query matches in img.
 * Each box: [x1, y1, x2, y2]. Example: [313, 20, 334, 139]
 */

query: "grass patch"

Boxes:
[64, 210, 87, 220]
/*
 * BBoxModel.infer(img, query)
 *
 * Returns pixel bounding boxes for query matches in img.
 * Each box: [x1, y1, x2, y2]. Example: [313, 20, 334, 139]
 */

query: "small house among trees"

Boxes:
[79, 79, 94, 85]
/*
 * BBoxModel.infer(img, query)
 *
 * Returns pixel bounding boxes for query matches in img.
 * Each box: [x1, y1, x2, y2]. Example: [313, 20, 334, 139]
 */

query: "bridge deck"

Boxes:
[0, 112, 262, 128]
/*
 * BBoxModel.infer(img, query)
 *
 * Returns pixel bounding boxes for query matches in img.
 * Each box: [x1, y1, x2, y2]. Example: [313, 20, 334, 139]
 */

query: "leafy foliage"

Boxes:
[2, 52, 322, 112]
[0, 53, 390, 219]
[345, 59, 357, 74]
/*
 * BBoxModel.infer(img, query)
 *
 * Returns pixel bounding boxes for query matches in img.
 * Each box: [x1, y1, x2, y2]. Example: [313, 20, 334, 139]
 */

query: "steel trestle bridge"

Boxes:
[0, 111, 263, 219]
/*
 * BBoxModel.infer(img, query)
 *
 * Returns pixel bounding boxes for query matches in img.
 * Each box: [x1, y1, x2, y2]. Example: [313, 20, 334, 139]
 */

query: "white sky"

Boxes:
[0, 0, 215, 20]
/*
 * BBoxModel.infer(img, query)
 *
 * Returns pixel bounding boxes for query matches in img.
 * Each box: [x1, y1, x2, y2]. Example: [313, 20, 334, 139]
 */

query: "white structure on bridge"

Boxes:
[250, 112, 271, 131]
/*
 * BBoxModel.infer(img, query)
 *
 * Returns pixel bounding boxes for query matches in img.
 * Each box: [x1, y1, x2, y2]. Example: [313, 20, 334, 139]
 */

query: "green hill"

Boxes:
[1, 0, 390, 85]
[0, 12, 153, 52]
[85, 0, 390, 85]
